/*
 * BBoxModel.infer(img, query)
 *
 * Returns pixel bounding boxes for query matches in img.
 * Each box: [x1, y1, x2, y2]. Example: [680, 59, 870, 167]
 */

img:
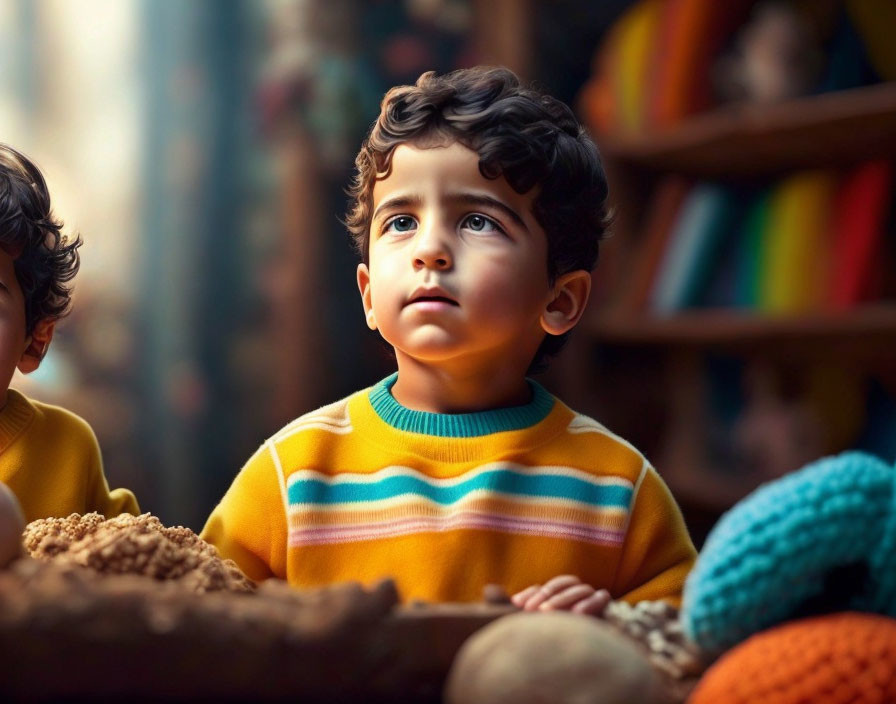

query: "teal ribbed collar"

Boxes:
[368, 372, 555, 437]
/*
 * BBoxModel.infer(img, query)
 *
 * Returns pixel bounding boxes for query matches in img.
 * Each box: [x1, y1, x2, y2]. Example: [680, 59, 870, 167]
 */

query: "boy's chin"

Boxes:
[393, 345, 466, 364]
[389, 338, 472, 365]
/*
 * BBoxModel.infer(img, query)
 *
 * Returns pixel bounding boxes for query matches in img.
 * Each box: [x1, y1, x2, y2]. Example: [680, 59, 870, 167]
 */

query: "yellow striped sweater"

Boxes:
[201, 374, 696, 604]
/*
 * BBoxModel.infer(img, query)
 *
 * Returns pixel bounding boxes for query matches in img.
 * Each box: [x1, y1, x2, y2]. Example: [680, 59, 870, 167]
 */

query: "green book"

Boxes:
[734, 190, 772, 310]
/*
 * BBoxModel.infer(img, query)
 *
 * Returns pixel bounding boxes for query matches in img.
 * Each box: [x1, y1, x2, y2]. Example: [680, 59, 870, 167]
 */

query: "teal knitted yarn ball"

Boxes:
[681, 451, 896, 655]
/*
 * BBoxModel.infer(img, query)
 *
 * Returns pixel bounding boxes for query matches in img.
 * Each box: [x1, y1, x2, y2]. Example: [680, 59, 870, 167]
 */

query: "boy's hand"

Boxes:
[511, 575, 611, 616]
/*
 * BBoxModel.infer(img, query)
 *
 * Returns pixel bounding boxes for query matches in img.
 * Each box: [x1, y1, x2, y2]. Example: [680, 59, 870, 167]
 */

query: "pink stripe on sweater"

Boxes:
[288, 512, 625, 547]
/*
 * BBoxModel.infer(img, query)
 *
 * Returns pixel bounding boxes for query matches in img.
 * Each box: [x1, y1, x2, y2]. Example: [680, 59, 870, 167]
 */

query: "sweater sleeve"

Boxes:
[200, 441, 288, 582]
[612, 464, 697, 606]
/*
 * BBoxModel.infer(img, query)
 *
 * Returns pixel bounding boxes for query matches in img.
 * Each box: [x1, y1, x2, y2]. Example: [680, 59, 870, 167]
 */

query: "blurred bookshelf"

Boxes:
[600, 82, 896, 178]
[558, 0, 896, 545]
[586, 304, 896, 351]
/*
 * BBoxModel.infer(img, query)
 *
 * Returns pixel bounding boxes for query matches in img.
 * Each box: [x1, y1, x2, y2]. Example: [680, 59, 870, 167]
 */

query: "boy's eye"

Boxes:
[462, 214, 501, 234]
[384, 215, 417, 233]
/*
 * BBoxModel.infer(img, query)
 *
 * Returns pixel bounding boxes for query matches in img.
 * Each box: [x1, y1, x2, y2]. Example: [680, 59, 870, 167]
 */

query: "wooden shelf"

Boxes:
[586, 304, 896, 350]
[599, 82, 896, 178]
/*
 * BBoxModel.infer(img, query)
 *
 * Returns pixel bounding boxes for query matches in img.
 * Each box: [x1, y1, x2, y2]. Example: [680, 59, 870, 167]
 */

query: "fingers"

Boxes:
[512, 575, 583, 611]
[539, 584, 595, 611]
[570, 588, 611, 616]
[510, 585, 541, 607]
[511, 577, 611, 616]
[542, 574, 583, 593]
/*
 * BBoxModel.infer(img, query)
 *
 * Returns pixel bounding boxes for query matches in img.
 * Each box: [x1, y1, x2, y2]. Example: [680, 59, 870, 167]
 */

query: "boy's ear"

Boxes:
[540, 270, 592, 336]
[17, 319, 55, 374]
[357, 263, 377, 330]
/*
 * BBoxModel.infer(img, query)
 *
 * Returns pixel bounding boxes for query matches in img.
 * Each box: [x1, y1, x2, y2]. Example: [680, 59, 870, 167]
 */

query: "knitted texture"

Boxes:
[688, 612, 896, 704]
[682, 452, 896, 654]
[201, 380, 697, 604]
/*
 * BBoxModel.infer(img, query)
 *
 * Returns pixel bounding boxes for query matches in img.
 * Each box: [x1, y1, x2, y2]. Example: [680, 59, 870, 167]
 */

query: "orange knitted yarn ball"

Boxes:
[689, 613, 896, 704]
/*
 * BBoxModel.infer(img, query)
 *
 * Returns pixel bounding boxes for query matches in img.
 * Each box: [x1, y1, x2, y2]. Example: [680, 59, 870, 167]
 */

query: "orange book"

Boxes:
[579, 33, 620, 134]
[583, 0, 665, 134]
[649, 0, 752, 127]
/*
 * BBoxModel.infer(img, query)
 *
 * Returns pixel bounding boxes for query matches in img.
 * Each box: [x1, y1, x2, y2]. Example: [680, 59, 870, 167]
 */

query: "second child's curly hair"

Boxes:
[0, 144, 81, 335]
[345, 66, 611, 370]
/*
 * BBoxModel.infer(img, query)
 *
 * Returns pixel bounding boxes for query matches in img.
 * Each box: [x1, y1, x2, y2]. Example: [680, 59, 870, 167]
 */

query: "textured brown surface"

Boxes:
[2, 514, 702, 702]
[0, 558, 409, 702]
[2, 514, 508, 702]
[24, 512, 255, 593]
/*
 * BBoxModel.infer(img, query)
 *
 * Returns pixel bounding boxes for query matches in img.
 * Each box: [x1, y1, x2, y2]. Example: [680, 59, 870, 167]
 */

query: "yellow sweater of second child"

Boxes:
[0, 389, 139, 522]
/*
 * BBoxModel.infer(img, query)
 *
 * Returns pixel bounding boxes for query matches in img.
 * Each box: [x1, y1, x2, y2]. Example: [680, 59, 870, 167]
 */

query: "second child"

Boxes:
[0, 144, 139, 522]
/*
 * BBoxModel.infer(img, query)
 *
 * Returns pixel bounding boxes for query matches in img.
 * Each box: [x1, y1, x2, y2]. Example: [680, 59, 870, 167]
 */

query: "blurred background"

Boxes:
[1, 0, 893, 543]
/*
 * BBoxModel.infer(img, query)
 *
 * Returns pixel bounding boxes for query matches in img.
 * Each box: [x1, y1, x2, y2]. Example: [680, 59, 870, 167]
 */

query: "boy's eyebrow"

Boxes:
[372, 195, 423, 223]
[372, 193, 529, 232]
[450, 193, 528, 232]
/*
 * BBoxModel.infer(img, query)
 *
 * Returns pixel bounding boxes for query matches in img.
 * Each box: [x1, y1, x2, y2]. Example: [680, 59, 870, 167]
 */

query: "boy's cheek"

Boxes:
[368, 264, 407, 303]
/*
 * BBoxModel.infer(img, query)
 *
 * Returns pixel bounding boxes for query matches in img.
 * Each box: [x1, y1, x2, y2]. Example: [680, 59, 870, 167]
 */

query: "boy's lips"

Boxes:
[405, 285, 459, 307]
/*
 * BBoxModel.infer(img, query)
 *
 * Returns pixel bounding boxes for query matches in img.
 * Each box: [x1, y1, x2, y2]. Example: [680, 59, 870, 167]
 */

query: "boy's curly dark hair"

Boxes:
[345, 66, 610, 371]
[0, 144, 81, 335]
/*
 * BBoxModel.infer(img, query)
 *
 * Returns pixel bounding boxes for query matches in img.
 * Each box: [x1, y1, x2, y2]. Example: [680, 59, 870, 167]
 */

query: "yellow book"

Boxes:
[616, 0, 663, 131]
[760, 171, 838, 313]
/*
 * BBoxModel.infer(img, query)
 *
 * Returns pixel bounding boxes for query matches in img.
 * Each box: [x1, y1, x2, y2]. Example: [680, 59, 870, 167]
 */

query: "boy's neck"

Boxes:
[390, 354, 533, 414]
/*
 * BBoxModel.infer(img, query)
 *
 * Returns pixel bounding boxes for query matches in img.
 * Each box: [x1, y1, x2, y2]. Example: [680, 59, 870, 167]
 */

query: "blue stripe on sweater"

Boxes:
[287, 469, 633, 508]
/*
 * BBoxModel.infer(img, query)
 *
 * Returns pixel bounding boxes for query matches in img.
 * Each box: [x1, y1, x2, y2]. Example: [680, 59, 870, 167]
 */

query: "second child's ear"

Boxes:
[17, 319, 56, 374]
[357, 263, 377, 331]
[540, 270, 592, 336]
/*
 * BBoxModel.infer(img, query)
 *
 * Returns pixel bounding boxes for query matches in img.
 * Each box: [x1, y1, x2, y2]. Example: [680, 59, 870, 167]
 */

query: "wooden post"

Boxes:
[472, 0, 533, 80]
[270, 126, 327, 425]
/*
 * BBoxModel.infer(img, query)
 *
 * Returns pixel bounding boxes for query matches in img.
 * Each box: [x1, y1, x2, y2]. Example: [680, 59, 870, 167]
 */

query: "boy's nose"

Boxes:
[412, 225, 453, 271]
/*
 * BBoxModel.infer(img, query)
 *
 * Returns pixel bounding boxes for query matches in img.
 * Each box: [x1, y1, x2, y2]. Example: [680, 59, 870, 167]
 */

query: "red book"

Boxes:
[828, 161, 893, 310]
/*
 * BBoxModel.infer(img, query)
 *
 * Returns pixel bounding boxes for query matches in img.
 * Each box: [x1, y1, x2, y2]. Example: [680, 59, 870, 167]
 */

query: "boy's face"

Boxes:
[0, 250, 28, 401]
[357, 141, 553, 371]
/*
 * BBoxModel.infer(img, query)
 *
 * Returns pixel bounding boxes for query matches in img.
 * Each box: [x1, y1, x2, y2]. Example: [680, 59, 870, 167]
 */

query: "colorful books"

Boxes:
[582, 0, 886, 135]
[631, 162, 893, 316]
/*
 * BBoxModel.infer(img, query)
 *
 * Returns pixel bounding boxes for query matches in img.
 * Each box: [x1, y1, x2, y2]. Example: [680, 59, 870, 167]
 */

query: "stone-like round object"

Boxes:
[444, 611, 668, 704]
[0, 482, 24, 567]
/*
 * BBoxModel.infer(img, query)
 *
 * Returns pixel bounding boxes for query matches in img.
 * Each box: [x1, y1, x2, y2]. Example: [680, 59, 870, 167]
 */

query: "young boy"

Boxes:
[0, 143, 139, 522]
[202, 67, 696, 610]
